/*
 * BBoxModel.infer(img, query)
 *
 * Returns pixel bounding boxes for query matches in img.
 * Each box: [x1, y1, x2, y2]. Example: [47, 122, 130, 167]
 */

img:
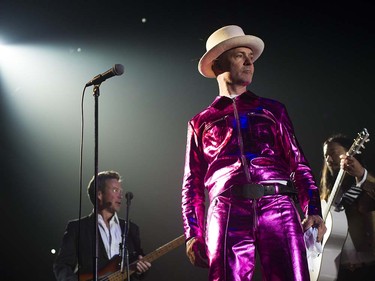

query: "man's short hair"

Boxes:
[87, 170, 121, 205]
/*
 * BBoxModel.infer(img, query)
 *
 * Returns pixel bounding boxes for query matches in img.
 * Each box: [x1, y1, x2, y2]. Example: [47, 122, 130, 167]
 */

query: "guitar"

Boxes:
[80, 234, 185, 281]
[309, 128, 370, 281]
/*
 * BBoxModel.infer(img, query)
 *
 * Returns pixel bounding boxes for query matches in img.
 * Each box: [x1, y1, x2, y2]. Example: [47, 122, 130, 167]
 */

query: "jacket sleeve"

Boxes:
[279, 105, 322, 218]
[128, 221, 145, 261]
[362, 173, 375, 200]
[53, 221, 79, 281]
[128, 221, 150, 280]
[181, 121, 207, 241]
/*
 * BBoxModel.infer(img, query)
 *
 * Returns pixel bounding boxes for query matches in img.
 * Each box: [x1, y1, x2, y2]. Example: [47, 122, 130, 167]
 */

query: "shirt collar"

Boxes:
[96, 212, 120, 225]
[210, 90, 258, 109]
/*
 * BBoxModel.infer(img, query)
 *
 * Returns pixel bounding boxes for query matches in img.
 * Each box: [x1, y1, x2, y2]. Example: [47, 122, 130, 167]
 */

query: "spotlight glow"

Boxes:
[0, 41, 12, 65]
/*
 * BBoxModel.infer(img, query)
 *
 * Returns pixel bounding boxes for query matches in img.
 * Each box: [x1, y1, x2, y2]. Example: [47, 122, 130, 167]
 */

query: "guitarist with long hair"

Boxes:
[53, 170, 151, 280]
[319, 133, 375, 280]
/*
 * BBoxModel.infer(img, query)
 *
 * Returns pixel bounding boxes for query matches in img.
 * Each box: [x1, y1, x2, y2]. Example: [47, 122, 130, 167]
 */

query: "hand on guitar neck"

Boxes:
[339, 154, 367, 182]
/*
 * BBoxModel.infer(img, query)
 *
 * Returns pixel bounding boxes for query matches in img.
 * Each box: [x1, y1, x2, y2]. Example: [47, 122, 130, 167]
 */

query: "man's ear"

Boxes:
[97, 190, 103, 202]
[212, 59, 222, 70]
[212, 59, 224, 76]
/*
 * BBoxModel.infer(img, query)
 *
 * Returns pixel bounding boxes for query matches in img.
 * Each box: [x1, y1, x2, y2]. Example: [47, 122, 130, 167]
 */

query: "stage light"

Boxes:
[0, 40, 11, 65]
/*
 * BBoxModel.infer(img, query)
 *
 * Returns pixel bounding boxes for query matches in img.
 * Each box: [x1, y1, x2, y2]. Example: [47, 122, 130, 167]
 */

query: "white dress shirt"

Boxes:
[98, 213, 123, 259]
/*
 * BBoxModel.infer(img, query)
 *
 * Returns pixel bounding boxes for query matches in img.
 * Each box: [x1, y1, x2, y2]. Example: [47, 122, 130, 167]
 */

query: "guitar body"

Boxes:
[310, 200, 348, 281]
[79, 256, 122, 281]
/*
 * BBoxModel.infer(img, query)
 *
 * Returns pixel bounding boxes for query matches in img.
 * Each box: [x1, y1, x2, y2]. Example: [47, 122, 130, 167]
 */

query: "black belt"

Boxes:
[225, 183, 297, 199]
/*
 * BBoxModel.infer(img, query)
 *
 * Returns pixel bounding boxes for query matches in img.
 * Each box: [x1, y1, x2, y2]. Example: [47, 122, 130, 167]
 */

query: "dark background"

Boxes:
[0, 1, 374, 280]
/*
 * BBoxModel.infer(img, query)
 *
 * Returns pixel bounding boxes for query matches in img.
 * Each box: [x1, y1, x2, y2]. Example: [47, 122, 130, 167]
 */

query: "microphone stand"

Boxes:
[92, 84, 100, 281]
[85, 67, 123, 280]
[120, 193, 132, 280]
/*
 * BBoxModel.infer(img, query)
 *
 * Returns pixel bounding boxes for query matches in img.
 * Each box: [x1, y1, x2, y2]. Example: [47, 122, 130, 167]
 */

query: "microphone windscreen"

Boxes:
[114, 64, 124, 75]
[125, 192, 133, 200]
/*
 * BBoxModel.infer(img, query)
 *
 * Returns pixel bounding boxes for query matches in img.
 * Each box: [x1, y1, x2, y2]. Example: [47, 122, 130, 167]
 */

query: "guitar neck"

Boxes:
[142, 234, 185, 263]
[323, 168, 345, 221]
[106, 235, 185, 281]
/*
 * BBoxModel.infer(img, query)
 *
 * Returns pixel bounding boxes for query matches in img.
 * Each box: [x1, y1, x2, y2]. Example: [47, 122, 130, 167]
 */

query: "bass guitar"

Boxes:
[80, 234, 185, 281]
[309, 128, 370, 281]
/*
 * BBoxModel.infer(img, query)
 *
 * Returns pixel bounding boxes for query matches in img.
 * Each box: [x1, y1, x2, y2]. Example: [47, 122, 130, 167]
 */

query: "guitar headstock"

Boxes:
[347, 128, 370, 156]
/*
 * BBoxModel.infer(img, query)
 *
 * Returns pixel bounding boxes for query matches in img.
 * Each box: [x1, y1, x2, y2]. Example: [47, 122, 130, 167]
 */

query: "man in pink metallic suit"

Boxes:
[181, 25, 327, 281]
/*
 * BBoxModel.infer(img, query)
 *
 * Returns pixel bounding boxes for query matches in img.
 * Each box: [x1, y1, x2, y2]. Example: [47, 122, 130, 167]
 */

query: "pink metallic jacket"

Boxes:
[182, 91, 322, 239]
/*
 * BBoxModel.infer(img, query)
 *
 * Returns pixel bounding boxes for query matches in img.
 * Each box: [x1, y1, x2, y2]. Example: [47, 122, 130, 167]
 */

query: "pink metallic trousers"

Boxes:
[206, 194, 309, 281]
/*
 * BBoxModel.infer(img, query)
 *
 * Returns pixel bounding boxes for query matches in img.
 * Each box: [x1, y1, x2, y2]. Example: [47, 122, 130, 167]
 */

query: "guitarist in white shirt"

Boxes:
[53, 170, 152, 280]
[319, 134, 375, 280]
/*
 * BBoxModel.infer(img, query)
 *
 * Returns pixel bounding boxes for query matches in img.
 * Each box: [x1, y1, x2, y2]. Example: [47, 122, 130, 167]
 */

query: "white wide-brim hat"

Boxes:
[198, 25, 265, 78]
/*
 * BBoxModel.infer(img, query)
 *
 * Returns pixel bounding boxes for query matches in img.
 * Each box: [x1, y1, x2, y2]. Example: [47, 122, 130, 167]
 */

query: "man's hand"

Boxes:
[302, 215, 327, 242]
[135, 255, 151, 273]
[186, 237, 209, 268]
[340, 154, 366, 180]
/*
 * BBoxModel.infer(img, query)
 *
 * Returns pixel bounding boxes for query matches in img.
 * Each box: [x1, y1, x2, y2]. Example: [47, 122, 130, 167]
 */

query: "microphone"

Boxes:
[125, 192, 133, 205]
[85, 64, 124, 87]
